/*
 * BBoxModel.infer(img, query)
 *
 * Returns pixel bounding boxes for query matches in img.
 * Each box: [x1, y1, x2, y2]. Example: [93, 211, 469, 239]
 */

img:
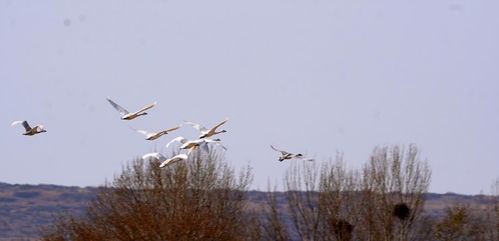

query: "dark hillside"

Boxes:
[0, 182, 493, 240]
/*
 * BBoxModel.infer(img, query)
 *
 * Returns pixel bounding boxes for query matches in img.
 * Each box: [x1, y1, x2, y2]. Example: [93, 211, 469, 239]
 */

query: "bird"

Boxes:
[270, 145, 313, 162]
[135, 126, 181, 140]
[142, 152, 188, 168]
[166, 136, 226, 154]
[11, 121, 47, 136]
[106, 97, 156, 120]
[184, 119, 228, 138]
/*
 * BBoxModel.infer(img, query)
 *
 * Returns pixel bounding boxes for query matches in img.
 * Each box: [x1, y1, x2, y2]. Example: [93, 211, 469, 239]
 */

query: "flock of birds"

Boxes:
[11, 98, 314, 168]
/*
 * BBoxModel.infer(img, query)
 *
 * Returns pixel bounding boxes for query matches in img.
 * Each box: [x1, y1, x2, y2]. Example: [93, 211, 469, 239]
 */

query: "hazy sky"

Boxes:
[1, 0, 498, 194]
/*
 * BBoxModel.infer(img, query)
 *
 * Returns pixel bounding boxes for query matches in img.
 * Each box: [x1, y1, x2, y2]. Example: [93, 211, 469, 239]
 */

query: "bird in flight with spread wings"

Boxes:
[107, 97, 156, 120]
[184, 119, 228, 139]
[11, 120, 47, 136]
[142, 152, 189, 168]
[270, 145, 313, 162]
[166, 136, 226, 154]
[134, 125, 181, 140]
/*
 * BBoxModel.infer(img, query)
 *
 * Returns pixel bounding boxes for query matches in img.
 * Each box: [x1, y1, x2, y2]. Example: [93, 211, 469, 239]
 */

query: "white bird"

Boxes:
[142, 152, 188, 168]
[270, 145, 313, 162]
[166, 136, 226, 154]
[11, 121, 47, 136]
[166, 136, 188, 148]
[135, 126, 181, 140]
[184, 119, 228, 138]
[107, 97, 156, 120]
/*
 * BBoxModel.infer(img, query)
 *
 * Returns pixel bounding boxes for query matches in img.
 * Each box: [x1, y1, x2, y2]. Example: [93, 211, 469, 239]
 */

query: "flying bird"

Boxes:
[142, 152, 188, 168]
[106, 97, 156, 120]
[11, 121, 47, 136]
[135, 126, 181, 140]
[166, 136, 226, 154]
[270, 145, 313, 162]
[184, 119, 228, 138]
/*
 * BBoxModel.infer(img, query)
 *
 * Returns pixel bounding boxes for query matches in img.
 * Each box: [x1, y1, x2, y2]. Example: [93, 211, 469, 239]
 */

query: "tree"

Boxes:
[39, 151, 258, 241]
[265, 145, 431, 241]
[355, 145, 431, 241]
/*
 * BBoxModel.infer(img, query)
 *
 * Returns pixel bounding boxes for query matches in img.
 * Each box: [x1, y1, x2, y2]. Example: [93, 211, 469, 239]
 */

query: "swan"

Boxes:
[11, 121, 47, 136]
[166, 136, 188, 148]
[270, 145, 313, 162]
[142, 152, 188, 168]
[107, 97, 156, 120]
[166, 137, 226, 154]
[184, 119, 228, 138]
[135, 126, 181, 140]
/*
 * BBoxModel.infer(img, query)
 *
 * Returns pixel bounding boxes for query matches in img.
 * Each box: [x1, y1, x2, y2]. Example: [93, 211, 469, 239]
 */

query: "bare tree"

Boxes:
[262, 185, 289, 241]
[266, 145, 431, 241]
[39, 151, 258, 241]
[355, 145, 431, 241]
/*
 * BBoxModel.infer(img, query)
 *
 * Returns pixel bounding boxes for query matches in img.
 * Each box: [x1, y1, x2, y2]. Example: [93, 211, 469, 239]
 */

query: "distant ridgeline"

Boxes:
[0, 182, 493, 240]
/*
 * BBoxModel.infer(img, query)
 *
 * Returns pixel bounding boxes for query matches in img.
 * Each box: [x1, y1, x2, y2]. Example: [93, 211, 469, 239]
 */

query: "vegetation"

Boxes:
[39, 151, 258, 241]
[37, 145, 498, 241]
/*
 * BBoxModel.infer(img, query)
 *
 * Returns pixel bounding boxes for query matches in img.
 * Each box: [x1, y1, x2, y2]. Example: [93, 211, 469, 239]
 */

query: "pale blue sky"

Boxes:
[1, 0, 498, 194]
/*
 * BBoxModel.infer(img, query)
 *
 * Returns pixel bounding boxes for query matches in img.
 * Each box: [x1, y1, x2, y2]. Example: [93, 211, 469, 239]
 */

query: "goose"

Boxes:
[11, 121, 47, 136]
[166, 137, 226, 154]
[184, 119, 228, 138]
[106, 97, 156, 120]
[142, 152, 188, 168]
[270, 145, 313, 162]
[135, 126, 181, 140]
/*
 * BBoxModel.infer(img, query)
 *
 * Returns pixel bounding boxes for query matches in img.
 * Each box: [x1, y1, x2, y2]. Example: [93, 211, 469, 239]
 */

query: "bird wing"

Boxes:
[294, 155, 314, 161]
[162, 126, 181, 133]
[203, 139, 227, 150]
[166, 136, 187, 148]
[11, 120, 24, 126]
[187, 146, 197, 154]
[159, 154, 188, 168]
[11, 120, 32, 131]
[136, 130, 149, 136]
[135, 101, 157, 114]
[128, 125, 149, 136]
[270, 145, 289, 155]
[209, 119, 228, 132]
[107, 98, 129, 115]
[184, 121, 207, 132]
[142, 152, 165, 161]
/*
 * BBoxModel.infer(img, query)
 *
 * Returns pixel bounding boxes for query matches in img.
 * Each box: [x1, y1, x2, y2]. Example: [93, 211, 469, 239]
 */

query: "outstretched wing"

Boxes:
[128, 125, 149, 136]
[184, 121, 207, 132]
[166, 136, 187, 148]
[295, 156, 314, 162]
[210, 119, 228, 132]
[136, 130, 149, 136]
[203, 138, 227, 150]
[270, 145, 289, 155]
[159, 154, 188, 168]
[161, 126, 181, 134]
[11, 120, 31, 131]
[135, 101, 157, 114]
[142, 152, 165, 161]
[107, 98, 129, 115]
